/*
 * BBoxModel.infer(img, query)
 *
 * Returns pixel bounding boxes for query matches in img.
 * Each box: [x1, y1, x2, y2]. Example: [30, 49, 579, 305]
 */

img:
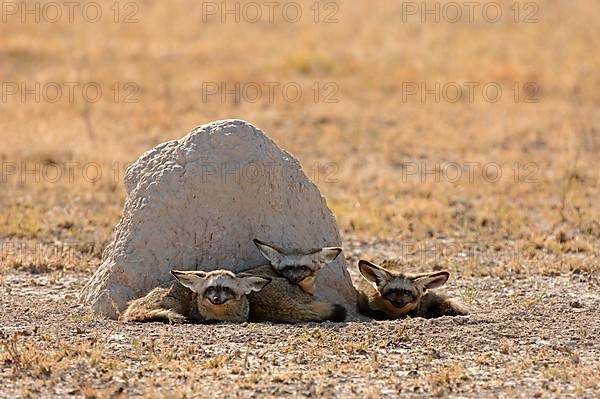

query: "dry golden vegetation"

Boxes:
[1, 0, 599, 277]
[1, 0, 599, 397]
[1, 271, 599, 397]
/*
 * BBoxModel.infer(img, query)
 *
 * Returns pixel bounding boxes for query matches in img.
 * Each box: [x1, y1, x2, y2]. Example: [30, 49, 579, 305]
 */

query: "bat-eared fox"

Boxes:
[356, 260, 468, 320]
[252, 238, 342, 294]
[120, 269, 271, 324]
[242, 238, 347, 322]
[121, 239, 348, 324]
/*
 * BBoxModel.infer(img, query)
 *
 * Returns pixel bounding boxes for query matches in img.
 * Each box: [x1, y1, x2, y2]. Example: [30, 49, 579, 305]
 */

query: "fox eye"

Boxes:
[285, 265, 310, 273]
[387, 289, 412, 296]
[206, 287, 215, 293]
[222, 287, 232, 294]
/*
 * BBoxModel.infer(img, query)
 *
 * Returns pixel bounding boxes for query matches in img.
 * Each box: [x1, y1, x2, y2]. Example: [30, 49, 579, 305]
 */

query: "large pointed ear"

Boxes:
[358, 260, 391, 286]
[253, 239, 284, 265]
[240, 276, 271, 294]
[415, 271, 449, 290]
[171, 270, 207, 292]
[316, 247, 342, 266]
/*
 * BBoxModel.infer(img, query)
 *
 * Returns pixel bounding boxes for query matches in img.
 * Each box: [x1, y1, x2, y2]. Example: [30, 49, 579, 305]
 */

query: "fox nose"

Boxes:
[391, 300, 407, 308]
[210, 296, 224, 305]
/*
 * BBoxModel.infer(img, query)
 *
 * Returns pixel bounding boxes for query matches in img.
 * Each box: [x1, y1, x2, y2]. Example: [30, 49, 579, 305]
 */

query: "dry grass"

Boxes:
[1, 0, 599, 397]
[1, 270, 599, 398]
[1, 269, 599, 397]
[1, 1, 598, 273]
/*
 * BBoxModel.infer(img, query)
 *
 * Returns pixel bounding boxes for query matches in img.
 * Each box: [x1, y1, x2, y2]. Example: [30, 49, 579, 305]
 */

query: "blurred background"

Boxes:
[1, 0, 598, 275]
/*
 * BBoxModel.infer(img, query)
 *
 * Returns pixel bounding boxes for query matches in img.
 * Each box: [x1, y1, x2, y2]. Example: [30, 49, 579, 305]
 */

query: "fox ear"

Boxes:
[240, 276, 271, 294]
[317, 247, 342, 266]
[415, 271, 449, 290]
[358, 260, 391, 286]
[171, 270, 207, 292]
[253, 239, 284, 265]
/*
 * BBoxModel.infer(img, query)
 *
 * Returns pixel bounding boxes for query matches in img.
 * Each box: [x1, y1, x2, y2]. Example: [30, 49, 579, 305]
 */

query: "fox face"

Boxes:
[252, 239, 342, 293]
[171, 269, 271, 305]
[358, 260, 449, 313]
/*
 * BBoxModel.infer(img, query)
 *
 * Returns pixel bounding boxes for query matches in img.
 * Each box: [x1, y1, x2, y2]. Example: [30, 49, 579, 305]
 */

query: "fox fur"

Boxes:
[120, 270, 270, 324]
[252, 239, 342, 294]
[357, 260, 468, 320]
[242, 264, 347, 323]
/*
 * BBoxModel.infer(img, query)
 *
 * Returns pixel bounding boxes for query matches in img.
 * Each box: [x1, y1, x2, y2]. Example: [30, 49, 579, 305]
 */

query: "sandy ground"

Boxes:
[1, 263, 598, 398]
[1, 1, 599, 397]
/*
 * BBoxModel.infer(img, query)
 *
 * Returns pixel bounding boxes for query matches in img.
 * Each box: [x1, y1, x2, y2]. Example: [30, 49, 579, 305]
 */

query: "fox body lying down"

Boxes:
[242, 264, 346, 323]
[357, 260, 468, 320]
[252, 238, 342, 294]
[120, 270, 270, 324]
[121, 267, 346, 324]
